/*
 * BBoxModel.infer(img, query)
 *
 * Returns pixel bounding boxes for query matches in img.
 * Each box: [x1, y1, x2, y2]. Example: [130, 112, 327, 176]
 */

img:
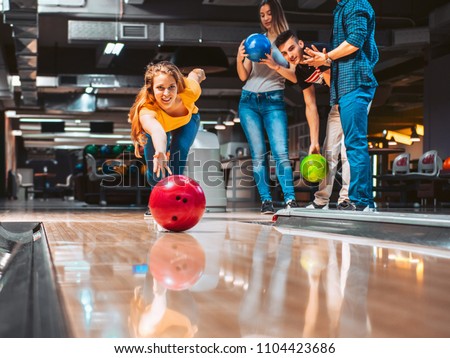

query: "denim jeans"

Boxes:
[239, 89, 295, 203]
[338, 86, 376, 208]
[144, 113, 200, 187]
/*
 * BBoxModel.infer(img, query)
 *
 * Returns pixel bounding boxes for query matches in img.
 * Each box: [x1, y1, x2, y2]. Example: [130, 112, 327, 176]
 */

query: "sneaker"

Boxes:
[144, 210, 152, 219]
[337, 201, 376, 212]
[285, 200, 299, 209]
[337, 200, 356, 211]
[261, 200, 275, 214]
[305, 201, 329, 210]
[358, 206, 376, 212]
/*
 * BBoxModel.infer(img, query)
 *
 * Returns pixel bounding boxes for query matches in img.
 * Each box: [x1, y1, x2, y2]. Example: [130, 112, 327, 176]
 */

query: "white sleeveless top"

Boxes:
[242, 38, 289, 93]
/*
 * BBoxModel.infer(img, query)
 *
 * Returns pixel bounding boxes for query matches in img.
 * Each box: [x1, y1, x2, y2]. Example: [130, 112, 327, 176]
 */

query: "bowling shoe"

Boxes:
[285, 200, 299, 209]
[305, 201, 329, 209]
[337, 200, 376, 212]
[336, 200, 355, 210]
[260, 200, 275, 214]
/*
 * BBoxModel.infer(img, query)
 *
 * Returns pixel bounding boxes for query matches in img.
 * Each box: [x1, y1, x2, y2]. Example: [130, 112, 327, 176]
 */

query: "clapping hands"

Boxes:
[303, 45, 328, 67]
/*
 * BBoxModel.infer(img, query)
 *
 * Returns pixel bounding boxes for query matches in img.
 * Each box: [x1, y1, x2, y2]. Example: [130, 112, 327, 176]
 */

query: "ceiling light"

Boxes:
[89, 134, 123, 139]
[388, 137, 397, 146]
[229, 109, 240, 123]
[104, 43, 115, 55]
[383, 130, 412, 145]
[416, 124, 424, 136]
[20, 118, 64, 123]
[112, 43, 124, 55]
[53, 145, 85, 150]
[65, 127, 90, 132]
[410, 126, 420, 142]
[214, 123, 226, 130]
[223, 115, 234, 126]
[104, 42, 124, 56]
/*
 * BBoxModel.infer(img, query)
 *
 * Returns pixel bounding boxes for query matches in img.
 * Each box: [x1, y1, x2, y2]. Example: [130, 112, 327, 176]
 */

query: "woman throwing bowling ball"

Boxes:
[129, 61, 206, 216]
[237, 0, 298, 215]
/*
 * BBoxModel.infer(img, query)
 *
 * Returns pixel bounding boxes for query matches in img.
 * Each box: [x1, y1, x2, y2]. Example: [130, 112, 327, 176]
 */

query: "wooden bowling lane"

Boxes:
[2, 209, 450, 337]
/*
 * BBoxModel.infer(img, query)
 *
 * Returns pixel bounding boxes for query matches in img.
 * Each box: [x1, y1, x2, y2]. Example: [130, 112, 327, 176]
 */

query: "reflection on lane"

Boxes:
[49, 216, 450, 338]
[130, 233, 205, 338]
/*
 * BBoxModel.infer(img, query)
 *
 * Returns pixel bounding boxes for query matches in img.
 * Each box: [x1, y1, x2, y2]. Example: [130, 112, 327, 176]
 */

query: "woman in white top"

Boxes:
[237, 0, 297, 214]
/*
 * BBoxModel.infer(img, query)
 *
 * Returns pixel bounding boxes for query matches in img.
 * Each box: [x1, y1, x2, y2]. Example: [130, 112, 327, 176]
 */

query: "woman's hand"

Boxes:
[237, 40, 248, 62]
[153, 151, 172, 178]
[259, 51, 279, 70]
[189, 68, 206, 83]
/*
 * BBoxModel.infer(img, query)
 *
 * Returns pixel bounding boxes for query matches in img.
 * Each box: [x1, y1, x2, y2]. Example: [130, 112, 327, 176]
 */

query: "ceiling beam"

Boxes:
[4, 0, 39, 107]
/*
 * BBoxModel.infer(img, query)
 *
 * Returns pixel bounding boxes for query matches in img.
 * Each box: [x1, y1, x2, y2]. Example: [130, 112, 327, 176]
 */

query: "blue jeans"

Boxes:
[239, 89, 295, 203]
[143, 113, 200, 187]
[338, 86, 376, 208]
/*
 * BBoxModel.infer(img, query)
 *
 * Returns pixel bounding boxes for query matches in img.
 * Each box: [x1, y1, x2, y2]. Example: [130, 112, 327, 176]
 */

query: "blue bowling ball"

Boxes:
[244, 33, 271, 62]
[100, 144, 111, 156]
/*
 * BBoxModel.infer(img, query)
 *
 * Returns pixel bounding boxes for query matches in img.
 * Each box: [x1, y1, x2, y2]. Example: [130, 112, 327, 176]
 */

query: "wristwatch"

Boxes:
[325, 53, 332, 66]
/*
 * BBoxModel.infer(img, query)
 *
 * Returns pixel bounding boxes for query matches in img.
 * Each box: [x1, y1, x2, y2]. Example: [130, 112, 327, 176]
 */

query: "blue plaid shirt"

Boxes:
[330, 0, 379, 106]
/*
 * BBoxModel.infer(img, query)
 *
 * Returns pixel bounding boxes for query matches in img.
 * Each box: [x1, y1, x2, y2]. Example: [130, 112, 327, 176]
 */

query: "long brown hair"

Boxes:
[129, 61, 186, 157]
[259, 0, 288, 35]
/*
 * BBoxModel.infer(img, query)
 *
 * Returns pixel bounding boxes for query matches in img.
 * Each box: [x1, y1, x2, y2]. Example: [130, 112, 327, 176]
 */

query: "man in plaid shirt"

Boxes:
[304, 0, 378, 211]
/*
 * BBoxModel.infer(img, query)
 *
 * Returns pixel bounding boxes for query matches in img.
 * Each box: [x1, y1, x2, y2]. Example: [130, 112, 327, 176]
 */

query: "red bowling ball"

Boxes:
[149, 233, 206, 291]
[149, 175, 206, 232]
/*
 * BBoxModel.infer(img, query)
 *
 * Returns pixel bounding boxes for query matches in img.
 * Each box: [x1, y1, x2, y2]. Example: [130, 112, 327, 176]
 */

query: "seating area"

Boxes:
[55, 174, 74, 200]
[376, 150, 450, 208]
[16, 168, 35, 201]
[81, 153, 151, 206]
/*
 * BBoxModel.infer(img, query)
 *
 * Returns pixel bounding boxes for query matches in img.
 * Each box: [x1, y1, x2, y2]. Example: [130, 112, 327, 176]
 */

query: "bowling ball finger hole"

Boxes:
[176, 195, 181, 200]
[172, 216, 178, 221]
[175, 263, 187, 271]
[182, 198, 188, 203]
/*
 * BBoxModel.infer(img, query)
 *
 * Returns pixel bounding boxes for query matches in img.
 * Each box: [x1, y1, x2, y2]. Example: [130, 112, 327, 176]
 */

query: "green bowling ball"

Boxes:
[112, 144, 124, 156]
[85, 144, 98, 155]
[300, 154, 327, 183]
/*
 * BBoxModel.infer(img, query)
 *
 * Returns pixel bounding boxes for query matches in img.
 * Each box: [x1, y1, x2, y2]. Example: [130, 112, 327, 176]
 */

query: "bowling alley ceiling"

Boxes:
[1, 0, 450, 148]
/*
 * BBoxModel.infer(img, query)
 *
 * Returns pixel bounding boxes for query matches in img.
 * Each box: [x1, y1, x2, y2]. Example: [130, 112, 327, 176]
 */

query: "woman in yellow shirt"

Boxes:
[129, 61, 206, 192]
